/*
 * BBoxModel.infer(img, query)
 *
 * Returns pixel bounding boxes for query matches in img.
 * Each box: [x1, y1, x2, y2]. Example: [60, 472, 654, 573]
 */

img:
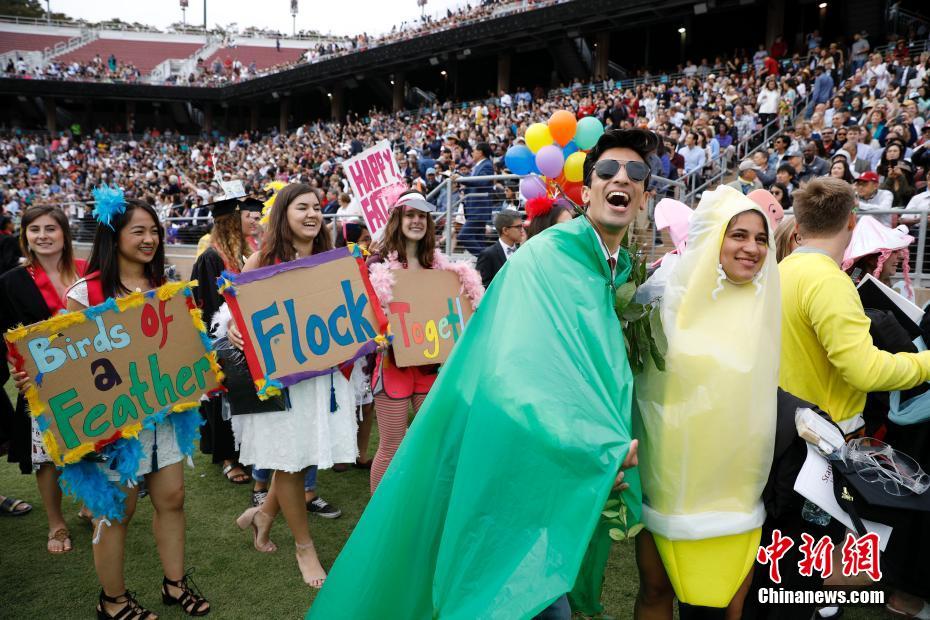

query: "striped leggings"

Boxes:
[370, 392, 427, 494]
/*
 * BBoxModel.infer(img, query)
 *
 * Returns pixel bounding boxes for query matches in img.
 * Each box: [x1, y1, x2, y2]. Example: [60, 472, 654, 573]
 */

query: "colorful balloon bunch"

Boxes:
[504, 110, 605, 206]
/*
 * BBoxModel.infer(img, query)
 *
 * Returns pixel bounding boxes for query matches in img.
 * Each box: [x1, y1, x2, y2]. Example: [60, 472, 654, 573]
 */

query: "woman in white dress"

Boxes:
[227, 183, 357, 589]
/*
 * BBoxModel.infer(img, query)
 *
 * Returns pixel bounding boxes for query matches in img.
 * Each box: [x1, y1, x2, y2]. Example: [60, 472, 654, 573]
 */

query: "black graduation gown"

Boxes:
[859, 308, 930, 599]
[739, 391, 846, 620]
[0, 266, 55, 474]
[190, 247, 239, 463]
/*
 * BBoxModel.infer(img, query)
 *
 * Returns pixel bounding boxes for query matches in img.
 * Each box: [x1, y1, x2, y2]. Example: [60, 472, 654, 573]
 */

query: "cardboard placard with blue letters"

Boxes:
[221, 247, 387, 394]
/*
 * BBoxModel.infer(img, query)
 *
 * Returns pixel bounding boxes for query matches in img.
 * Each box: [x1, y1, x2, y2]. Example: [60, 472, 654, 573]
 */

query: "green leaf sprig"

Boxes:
[615, 236, 666, 375]
[602, 498, 644, 541]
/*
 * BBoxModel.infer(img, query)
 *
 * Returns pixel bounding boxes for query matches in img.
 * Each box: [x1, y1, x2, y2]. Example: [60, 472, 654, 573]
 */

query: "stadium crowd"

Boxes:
[5, 13, 930, 620]
[3, 0, 570, 87]
[3, 25, 930, 251]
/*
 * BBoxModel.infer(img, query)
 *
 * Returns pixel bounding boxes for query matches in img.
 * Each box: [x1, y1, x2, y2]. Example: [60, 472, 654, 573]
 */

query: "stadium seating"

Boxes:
[202, 45, 307, 71]
[56, 39, 202, 74]
[0, 31, 69, 54]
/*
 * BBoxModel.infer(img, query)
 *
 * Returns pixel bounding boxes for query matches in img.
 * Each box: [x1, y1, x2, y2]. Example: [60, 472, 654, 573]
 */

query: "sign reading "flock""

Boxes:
[222, 248, 387, 391]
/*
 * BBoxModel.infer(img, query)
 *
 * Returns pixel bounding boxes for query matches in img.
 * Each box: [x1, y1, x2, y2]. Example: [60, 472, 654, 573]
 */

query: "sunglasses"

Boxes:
[591, 159, 650, 183]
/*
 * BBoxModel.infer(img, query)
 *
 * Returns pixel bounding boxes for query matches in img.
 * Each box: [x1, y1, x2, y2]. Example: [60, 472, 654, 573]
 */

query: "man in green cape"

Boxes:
[307, 129, 658, 619]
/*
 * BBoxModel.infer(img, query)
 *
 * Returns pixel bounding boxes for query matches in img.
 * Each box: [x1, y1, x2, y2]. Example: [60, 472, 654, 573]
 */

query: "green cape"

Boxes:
[307, 216, 641, 619]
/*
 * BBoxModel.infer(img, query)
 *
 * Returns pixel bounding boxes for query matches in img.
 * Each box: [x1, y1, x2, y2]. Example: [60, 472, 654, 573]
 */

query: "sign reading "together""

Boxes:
[386, 270, 474, 367]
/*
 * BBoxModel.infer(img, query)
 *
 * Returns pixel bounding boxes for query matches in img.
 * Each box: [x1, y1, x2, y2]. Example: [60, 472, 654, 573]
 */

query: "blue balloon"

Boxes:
[504, 145, 535, 176]
[562, 141, 579, 157]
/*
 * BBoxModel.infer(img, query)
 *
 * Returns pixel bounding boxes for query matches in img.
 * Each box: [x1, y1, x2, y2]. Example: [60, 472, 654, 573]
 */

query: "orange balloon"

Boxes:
[548, 110, 578, 148]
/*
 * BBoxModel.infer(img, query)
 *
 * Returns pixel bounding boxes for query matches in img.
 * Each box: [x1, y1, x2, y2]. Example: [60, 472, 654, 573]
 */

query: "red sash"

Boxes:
[28, 259, 87, 314]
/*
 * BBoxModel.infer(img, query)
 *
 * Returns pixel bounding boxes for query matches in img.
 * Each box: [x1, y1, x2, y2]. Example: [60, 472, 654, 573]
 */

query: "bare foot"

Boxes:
[296, 540, 327, 588]
[253, 508, 277, 552]
[47, 527, 72, 554]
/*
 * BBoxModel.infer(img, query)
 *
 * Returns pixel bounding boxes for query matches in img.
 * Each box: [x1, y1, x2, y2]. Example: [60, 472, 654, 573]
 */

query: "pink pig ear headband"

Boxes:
[747, 189, 784, 226]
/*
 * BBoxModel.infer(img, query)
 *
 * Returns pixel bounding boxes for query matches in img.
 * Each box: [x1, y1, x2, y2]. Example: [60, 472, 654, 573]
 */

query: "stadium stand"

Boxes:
[55, 37, 203, 75]
[202, 45, 306, 72]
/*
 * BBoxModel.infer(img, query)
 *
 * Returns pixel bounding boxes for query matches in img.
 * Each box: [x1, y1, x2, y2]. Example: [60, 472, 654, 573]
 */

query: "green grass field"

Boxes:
[0, 380, 887, 619]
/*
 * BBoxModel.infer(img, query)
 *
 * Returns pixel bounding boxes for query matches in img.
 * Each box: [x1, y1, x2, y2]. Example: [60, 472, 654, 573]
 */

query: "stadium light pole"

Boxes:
[46, 0, 51, 25]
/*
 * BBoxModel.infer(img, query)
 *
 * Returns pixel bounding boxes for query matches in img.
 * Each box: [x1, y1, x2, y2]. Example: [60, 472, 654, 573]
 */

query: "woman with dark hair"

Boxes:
[62, 196, 210, 618]
[225, 183, 356, 589]
[366, 190, 483, 493]
[878, 141, 916, 207]
[526, 197, 573, 239]
[635, 187, 780, 619]
[0, 205, 87, 553]
[769, 182, 792, 210]
[191, 198, 254, 485]
[829, 156, 855, 184]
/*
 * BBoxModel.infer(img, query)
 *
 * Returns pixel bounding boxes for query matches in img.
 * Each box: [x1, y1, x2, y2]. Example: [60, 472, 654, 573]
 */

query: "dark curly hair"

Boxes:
[582, 129, 660, 188]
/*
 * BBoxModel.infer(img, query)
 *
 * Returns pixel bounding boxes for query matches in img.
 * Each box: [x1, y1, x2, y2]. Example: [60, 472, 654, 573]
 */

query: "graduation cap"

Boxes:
[239, 197, 264, 212]
[204, 196, 242, 218]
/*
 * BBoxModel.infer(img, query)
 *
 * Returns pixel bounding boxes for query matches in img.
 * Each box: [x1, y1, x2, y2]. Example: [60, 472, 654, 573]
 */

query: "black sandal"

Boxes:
[162, 570, 210, 616]
[96, 590, 155, 620]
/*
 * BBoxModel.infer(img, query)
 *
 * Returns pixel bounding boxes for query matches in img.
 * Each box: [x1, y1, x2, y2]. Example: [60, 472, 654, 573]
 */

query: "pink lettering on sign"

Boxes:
[345, 140, 406, 238]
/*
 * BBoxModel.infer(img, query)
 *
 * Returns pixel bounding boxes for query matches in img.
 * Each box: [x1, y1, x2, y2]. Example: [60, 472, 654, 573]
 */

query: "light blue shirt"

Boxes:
[678, 145, 706, 174]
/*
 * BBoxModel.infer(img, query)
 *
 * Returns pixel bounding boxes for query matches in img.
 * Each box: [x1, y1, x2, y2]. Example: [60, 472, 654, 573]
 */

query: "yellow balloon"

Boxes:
[524, 123, 552, 154]
[564, 151, 586, 183]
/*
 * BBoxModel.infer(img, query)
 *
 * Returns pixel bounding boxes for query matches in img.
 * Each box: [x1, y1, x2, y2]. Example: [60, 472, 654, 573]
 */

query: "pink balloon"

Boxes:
[535, 145, 565, 179]
[520, 175, 547, 200]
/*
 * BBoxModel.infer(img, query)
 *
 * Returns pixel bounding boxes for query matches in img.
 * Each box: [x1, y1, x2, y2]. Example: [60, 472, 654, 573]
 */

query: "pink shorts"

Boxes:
[376, 353, 437, 400]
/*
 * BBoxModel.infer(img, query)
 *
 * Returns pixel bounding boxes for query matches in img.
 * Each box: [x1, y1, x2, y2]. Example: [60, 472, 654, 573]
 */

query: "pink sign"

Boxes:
[344, 140, 406, 239]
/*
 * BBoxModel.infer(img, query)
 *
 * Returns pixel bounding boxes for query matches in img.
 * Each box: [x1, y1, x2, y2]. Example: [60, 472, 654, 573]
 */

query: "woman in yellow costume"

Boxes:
[634, 185, 779, 618]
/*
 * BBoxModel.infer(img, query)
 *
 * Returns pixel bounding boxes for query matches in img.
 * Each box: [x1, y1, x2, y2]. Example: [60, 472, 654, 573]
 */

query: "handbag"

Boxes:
[214, 338, 287, 415]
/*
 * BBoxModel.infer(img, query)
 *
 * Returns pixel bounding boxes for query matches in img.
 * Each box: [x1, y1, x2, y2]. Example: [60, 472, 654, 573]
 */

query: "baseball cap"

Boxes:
[856, 171, 879, 183]
[738, 159, 763, 172]
[786, 146, 803, 157]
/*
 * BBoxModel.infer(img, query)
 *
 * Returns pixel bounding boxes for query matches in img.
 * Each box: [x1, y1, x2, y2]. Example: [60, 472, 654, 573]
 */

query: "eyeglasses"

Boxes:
[591, 159, 650, 183]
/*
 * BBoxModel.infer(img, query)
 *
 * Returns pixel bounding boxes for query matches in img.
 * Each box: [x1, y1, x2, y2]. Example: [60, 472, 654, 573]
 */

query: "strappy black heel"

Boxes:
[161, 569, 210, 616]
[96, 590, 155, 620]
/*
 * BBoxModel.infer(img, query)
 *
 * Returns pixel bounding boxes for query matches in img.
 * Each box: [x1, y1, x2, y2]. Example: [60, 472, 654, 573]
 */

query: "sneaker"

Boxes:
[306, 496, 342, 519]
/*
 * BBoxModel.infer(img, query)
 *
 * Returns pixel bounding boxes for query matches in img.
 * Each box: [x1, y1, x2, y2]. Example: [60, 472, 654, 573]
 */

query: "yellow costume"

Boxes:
[635, 185, 779, 607]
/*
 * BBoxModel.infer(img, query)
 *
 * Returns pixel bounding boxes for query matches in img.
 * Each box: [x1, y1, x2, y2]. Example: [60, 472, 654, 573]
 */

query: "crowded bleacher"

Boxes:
[5, 2, 930, 619]
[2, 0, 569, 87]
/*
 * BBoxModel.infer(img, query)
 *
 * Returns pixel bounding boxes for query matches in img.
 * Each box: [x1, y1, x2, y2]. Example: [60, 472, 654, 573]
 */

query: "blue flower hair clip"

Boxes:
[91, 184, 127, 230]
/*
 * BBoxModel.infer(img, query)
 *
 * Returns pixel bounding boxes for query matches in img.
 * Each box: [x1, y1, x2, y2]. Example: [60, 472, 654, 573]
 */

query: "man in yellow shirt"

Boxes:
[779, 177, 930, 433]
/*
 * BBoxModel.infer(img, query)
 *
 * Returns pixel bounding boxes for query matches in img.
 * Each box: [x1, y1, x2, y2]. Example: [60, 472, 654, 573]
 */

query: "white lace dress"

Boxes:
[232, 371, 358, 472]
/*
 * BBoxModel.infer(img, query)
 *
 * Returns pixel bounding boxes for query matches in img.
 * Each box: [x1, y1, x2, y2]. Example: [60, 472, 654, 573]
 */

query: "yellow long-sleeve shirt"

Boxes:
[780, 250, 930, 423]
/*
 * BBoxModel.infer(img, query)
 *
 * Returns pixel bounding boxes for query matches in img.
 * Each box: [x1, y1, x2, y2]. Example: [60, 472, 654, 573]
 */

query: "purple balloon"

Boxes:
[519, 175, 547, 200]
[535, 145, 565, 179]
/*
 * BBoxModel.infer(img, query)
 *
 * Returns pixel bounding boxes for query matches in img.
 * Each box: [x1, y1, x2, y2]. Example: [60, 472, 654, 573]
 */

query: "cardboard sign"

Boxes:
[344, 139, 407, 239]
[4, 283, 223, 466]
[222, 247, 387, 393]
[387, 270, 474, 367]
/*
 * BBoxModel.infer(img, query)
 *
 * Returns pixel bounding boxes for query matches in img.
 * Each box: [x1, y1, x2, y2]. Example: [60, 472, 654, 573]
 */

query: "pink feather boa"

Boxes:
[368, 250, 484, 310]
